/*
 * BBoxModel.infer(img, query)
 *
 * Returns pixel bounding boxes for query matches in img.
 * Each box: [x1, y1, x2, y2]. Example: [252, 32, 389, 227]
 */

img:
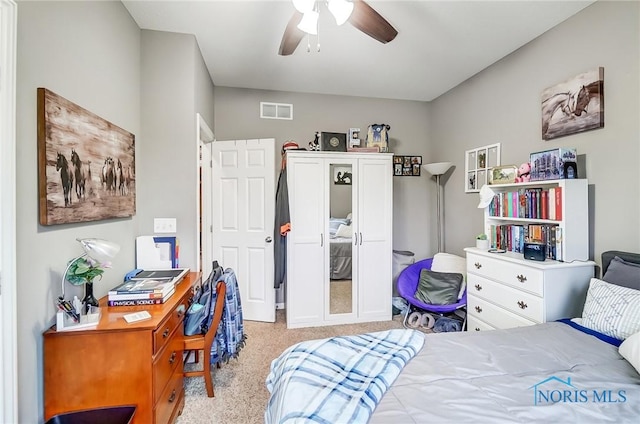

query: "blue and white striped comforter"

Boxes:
[265, 329, 424, 424]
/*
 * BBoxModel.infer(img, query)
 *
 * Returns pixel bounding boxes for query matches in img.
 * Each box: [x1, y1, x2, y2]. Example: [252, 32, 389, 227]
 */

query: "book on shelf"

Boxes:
[554, 186, 563, 220]
[109, 278, 175, 296]
[108, 288, 175, 306]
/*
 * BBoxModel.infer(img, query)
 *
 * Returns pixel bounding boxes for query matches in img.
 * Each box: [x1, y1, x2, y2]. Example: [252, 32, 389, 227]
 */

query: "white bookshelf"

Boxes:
[483, 179, 589, 262]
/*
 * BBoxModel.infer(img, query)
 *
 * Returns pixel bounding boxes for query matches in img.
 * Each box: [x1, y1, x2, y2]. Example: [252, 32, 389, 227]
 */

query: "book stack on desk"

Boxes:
[107, 278, 176, 306]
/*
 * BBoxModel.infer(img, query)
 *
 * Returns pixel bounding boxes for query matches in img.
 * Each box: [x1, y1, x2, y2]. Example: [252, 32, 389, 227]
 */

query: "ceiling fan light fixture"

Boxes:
[297, 10, 319, 35]
[327, 0, 354, 25]
[292, 0, 316, 13]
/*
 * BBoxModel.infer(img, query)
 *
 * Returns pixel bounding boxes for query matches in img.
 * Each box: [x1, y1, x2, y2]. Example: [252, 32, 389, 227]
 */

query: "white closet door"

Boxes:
[286, 156, 325, 327]
[357, 157, 393, 320]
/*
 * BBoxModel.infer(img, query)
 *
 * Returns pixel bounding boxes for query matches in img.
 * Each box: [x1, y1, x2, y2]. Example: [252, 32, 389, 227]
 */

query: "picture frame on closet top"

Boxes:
[465, 143, 500, 193]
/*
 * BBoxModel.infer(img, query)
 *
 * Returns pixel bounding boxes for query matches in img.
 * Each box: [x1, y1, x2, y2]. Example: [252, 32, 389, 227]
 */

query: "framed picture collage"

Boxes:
[393, 155, 422, 176]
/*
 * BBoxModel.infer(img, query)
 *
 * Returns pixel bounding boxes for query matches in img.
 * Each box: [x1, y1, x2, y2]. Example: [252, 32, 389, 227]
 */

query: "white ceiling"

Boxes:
[122, 0, 595, 102]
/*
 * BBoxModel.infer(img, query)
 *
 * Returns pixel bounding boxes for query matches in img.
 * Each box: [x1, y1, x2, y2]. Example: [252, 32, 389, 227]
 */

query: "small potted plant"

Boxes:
[476, 233, 489, 250]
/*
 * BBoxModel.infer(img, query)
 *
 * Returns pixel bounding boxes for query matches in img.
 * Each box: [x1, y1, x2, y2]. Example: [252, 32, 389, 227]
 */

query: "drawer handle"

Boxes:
[475, 327, 480, 332]
[474, 262, 482, 269]
[517, 301, 528, 309]
[474, 284, 482, 291]
[475, 306, 482, 313]
[517, 274, 527, 283]
[163, 328, 170, 338]
[176, 304, 186, 318]
[168, 389, 176, 403]
[169, 351, 177, 365]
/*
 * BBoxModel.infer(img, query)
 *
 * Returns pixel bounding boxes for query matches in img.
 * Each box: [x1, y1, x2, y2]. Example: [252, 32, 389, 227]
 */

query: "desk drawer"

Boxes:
[467, 253, 543, 296]
[468, 295, 537, 329]
[153, 327, 183, 404]
[468, 274, 543, 323]
[153, 299, 188, 354]
[154, 371, 184, 424]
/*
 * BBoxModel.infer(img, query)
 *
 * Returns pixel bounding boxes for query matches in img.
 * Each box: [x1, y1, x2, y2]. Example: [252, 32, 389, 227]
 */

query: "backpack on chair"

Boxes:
[184, 261, 224, 336]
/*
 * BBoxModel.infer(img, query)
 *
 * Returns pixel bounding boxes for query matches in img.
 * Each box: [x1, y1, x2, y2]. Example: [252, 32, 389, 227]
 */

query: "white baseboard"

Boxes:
[276, 302, 285, 310]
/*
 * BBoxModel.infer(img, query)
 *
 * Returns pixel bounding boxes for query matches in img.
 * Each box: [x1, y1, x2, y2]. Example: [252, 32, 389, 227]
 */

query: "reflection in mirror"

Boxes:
[329, 163, 353, 315]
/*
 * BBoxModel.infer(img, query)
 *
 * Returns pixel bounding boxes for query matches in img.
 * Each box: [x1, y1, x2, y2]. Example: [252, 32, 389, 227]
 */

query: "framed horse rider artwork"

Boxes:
[37, 88, 136, 225]
[541, 67, 604, 141]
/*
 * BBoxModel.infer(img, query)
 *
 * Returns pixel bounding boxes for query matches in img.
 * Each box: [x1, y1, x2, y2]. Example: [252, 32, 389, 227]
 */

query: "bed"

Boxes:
[265, 251, 640, 423]
[329, 217, 352, 280]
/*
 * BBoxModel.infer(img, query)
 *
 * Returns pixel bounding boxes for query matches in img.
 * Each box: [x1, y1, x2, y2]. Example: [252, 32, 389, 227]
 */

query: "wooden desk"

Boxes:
[44, 272, 201, 424]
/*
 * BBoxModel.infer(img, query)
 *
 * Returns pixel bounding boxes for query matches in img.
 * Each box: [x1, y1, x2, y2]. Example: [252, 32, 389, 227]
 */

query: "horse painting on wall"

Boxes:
[541, 67, 604, 141]
[37, 88, 136, 225]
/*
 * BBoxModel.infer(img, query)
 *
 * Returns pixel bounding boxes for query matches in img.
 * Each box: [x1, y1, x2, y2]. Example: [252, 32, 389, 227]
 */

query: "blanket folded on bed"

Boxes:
[265, 329, 424, 424]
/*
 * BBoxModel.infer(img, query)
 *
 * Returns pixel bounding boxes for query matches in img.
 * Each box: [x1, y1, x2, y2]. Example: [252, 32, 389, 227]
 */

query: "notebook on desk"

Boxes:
[129, 268, 189, 284]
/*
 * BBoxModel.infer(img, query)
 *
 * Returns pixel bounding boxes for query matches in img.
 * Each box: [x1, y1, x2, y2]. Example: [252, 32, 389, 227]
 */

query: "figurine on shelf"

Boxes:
[515, 162, 531, 183]
[309, 132, 320, 151]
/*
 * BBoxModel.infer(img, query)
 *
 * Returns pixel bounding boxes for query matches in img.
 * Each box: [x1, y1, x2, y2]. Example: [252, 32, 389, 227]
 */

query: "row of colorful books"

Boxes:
[489, 224, 563, 261]
[106, 268, 189, 307]
[488, 187, 562, 220]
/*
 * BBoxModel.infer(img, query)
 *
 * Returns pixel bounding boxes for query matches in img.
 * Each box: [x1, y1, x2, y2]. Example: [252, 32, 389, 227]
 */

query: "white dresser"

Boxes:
[464, 247, 594, 331]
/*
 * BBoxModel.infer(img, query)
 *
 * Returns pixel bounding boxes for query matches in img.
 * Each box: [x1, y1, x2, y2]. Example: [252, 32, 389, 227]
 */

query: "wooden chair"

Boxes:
[183, 280, 226, 397]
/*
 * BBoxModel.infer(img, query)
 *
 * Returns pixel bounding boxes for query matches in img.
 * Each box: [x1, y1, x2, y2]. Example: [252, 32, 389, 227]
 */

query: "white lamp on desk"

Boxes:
[60, 238, 120, 300]
[57, 238, 119, 331]
[423, 162, 453, 253]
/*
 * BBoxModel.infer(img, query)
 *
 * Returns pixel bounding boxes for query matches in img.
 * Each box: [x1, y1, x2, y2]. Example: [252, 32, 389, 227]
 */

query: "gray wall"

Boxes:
[16, 2, 141, 422]
[213, 87, 434, 259]
[430, 0, 640, 266]
[139, 30, 215, 272]
[16, 6, 216, 423]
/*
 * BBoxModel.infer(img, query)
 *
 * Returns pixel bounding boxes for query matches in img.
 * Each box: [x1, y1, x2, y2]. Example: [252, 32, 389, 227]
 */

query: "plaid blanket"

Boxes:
[210, 268, 246, 364]
[265, 329, 424, 424]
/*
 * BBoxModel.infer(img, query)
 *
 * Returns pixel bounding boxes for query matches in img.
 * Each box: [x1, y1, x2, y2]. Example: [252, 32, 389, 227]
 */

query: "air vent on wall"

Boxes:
[260, 102, 293, 120]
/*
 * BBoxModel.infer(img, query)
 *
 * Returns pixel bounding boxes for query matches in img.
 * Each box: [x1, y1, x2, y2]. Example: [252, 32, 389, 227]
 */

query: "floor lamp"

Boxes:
[423, 162, 453, 253]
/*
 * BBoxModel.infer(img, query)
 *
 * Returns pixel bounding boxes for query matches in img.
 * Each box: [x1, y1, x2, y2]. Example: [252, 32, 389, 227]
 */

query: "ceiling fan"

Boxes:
[279, 0, 398, 56]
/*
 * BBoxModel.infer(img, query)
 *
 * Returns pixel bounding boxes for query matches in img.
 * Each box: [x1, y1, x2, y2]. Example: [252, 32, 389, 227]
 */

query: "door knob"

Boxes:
[265, 236, 272, 243]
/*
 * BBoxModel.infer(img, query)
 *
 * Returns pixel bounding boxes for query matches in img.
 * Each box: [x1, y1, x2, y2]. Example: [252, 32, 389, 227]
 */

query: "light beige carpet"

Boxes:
[176, 310, 411, 424]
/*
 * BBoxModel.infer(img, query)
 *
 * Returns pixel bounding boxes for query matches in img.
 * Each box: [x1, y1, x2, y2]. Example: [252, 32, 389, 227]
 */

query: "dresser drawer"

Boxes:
[467, 314, 495, 332]
[467, 253, 543, 296]
[468, 295, 537, 329]
[153, 300, 188, 354]
[154, 371, 184, 424]
[153, 327, 184, 405]
[467, 274, 543, 323]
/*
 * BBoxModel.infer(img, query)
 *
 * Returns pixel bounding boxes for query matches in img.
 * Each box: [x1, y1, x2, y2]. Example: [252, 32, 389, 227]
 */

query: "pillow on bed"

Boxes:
[602, 256, 640, 290]
[334, 223, 352, 238]
[431, 253, 467, 299]
[414, 269, 463, 305]
[581, 278, 640, 340]
[619, 331, 640, 374]
[329, 218, 349, 236]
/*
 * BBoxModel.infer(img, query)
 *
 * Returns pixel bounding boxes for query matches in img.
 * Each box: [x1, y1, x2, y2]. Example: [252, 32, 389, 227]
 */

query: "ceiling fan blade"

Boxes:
[279, 11, 306, 56]
[349, 0, 398, 44]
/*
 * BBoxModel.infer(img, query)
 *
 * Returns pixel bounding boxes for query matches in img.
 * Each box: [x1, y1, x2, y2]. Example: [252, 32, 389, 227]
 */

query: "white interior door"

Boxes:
[0, 1, 17, 422]
[197, 113, 214, 278]
[212, 139, 275, 322]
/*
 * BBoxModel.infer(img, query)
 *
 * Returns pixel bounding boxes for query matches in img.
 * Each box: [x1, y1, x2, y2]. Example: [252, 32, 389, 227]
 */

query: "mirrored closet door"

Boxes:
[327, 159, 357, 319]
